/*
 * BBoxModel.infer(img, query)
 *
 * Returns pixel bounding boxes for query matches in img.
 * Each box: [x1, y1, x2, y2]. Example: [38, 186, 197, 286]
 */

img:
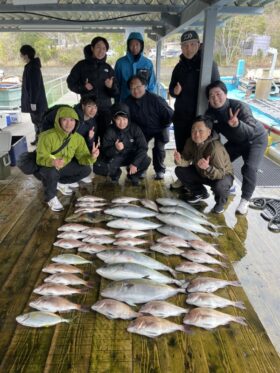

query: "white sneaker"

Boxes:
[68, 182, 79, 189]
[57, 183, 73, 196]
[236, 198, 249, 215]
[80, 175, 92, 184]
[47, 196, 64, 211]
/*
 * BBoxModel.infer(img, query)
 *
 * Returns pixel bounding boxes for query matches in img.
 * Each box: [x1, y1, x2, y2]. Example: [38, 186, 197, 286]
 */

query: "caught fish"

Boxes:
[157, 235, 190, 248]
[114, 245, 147, 253]
[149, 243, 185, 256]
[44, 273, 93, 287]
[111, 197, 139, 204]
[83, 227, 114, 236]
[157, 225, 200, 241]
[181, 250, 227, 268]
[82, 235, 115, 245]
[74, 207, 103, 214]
[58, 223, 89, 232]
[52, 254, 91, 265]
[104, 205, 157, 219]
[78, 244, 111, 254]
[96, 263, 182, 286]
[188, 240, 226, 258]
[139, 301, 188, 318]
[16, 311, 70, 328]
[186, 277, 241, 293]
[107, 218, 161, 231]
[186, 292, 246, 310]
[140, 199, 159, 212]
[175, 261, 220, 274]
[29, 296, 89, 313]
[183, 308, 247, 329]
[92, 299, 140, 320]
[156, 198, 207, 218]
[33, 283, 88, 296]
[127, 316, 190, 338]
[57, 231, 89, 240]
[53, 239, 85, 249]
[113, 238, 147, 246]
[97, 250, 177, 277]
[42, 263, 83, 274]
[65, 212, 113, 224]
[77, 195, 106, 202]
[115, 230, 147, 238]
[101, 279, 185, 306]
[75, 202, 107, 208]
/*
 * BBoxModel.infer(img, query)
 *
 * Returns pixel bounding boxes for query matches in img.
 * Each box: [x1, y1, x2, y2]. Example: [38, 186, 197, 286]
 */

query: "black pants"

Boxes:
[94, 153, 151, 180]
[173, 116, 194, 153]
[225, 133, 267, 200]
[30, 111, 44, 137]
[144, 129, 169, 173]
[36, 160, 91, 201]
[96, 109, 112, 145]
[175, 165, 233, 207]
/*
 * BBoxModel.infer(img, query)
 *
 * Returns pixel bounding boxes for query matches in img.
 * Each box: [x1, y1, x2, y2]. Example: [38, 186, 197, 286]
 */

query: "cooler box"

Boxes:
[0, 82, 21, 110]
[9, 135, 28, 166]
[0, 131, 12, 179]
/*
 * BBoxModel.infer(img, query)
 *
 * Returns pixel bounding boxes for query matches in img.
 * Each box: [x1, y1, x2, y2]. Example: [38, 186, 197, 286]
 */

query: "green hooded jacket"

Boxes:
[36, 106, 95, 167]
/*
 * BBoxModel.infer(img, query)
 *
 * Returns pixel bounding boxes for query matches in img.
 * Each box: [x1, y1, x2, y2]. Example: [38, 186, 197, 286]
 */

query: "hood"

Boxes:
[127, 32, 144, 54]
[28, 57, 42, 68]
[54, 106, 79, 135]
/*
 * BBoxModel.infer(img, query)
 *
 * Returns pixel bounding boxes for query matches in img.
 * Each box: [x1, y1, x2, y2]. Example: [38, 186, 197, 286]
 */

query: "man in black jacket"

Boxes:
[126, 75, 174, 179]
[93, 103, 151, 186]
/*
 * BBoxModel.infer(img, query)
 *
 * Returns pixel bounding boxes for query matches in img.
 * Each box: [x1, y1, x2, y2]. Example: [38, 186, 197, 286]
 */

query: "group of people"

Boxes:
[19, 30, 267, 215]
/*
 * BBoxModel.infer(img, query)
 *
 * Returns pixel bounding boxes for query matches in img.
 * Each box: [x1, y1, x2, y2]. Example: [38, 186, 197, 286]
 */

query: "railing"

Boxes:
[45, 74, 69, 107]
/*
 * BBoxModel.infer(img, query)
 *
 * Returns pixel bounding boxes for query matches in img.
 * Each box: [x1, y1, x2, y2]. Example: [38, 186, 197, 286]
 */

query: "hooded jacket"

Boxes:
[21, 57, 48, 113]
[66, 52, 119, 110]
[115, 32, 156, 102]
[36, 107, 95, 168]
[181, 132, 233, 180]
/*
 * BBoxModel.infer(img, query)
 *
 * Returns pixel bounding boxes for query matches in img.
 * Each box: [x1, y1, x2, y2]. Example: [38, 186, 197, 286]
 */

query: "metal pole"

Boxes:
[155, 39, 162, 95]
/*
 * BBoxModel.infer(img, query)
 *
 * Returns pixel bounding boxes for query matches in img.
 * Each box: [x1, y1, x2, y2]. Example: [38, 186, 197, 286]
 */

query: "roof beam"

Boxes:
[219, 6, 263, 14]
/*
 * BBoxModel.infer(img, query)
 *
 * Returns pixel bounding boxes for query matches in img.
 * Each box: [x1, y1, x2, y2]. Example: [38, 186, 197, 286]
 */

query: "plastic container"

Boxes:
[9, 135, 28, 166]
[0, 82, 21, 109]
[255, 78, 273, 100]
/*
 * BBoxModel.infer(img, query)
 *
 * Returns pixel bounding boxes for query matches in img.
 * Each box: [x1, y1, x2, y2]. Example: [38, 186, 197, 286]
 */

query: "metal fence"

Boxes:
[45, 74, 69, 107]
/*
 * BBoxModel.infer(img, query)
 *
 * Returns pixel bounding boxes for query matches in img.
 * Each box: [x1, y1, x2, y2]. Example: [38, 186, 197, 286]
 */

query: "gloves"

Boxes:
[31, 104, 37, 111]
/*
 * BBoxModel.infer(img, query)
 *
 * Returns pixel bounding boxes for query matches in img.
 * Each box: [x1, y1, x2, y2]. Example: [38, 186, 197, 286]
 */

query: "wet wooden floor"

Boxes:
[0, 161, 280, 373]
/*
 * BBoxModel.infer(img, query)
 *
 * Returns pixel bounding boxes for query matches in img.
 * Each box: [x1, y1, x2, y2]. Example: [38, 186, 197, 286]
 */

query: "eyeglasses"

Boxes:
[130, 85, 144, 91]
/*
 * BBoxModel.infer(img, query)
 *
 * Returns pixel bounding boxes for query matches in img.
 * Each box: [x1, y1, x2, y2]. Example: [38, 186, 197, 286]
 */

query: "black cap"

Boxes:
[181, 30, 199, 43]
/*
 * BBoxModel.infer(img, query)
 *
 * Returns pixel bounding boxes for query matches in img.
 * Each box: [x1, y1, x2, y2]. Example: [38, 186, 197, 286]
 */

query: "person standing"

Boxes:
[205, 80, 268, 215]
[126, 75, 173, 179]
[20, 45, 48, 146]
[115, 32, 156, 102]
[67, 36, 119, 142]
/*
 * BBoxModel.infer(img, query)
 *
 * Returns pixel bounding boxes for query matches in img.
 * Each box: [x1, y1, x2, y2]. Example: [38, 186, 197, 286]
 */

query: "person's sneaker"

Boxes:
[170, 179, 183, 190]
[236, 198, 249, 215]
[154, 172, 164, 180]
[80, 175, 92, 184]
[139, 171, 146, 179]
[212, 203, 225, 214]
[47, 196, 64, 212]
[68, 182, 79, 189]
[57, 183, 73, 196]
[186, 191, 210, 204]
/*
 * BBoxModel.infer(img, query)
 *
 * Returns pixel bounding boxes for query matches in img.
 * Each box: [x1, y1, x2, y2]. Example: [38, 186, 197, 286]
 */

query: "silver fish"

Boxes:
[101, 279, 185, 306]
[29, 296, 89, 313]
[149, 243, 185, 256]
[188, 240, 226, 258]
[57, 231, 89, 240]
[140, 199, 159, 212]
[186, 277, 241, 293]
[44, 273, 93, 287]
[156, 213, 219, 237]
[78, 244, 111, 254]
[183, 308, 247, 329]
[83, 227, 114, 236]
[186, 292, 246, 310]
[107, 218, 161, 231]
[16, 311, 70, 328]
[74, 207, 103, 214]
[157, 235, 190, 248]
[111, 197, 139, 204]
[157, 225, 200, 241]
[104, 205, 157, 219]
[113, 238, 147, 246]
[51, 254, 91, 265]
[33, 283, 88, 296]
[92, 299, 140, 320]
[42, 263, 83, 274]
[115, 230, 148, 238]
[82, 235, 115, 245]
[96, 263, 182, 286]
[175, 261, 220, 274]
[114, 245, 147, 253]
[65, 212, 113, 224]
[53, 239, 85, 249]
[181, 250, 227, 268]
[77, 195, 106, 202]
[156, 198, 207, 218]
[127, 316, 189, 338]
[97, 250, 177, 277]
[75, 201, 107, 208]
[139, 300, 188, 318]
[57, 223, 89, 232]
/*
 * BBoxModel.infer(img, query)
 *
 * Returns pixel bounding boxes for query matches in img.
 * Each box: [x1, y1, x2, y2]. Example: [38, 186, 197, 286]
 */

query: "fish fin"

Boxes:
[174, 280, 184, 287]
[180, 280, 190, 289]
[169, 269, 178, 278]
[230, 281, 241, 287]
[86, 281, 95, 288]
[219, 262, 228, 269]
[234, 301, 246, 310]
[234, 316, 247, 326]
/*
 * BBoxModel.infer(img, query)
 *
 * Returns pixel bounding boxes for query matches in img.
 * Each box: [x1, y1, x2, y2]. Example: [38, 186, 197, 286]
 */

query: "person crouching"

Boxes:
[174, 115, 233, 214]
[36, 107, 99, 211]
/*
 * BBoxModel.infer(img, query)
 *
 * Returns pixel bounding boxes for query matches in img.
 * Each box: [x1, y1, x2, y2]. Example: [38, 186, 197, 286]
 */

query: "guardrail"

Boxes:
[45, 74, 69, 107]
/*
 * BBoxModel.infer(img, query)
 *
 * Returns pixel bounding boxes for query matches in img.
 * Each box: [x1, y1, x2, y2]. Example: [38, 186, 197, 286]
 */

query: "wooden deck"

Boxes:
[1, 115, 280, 372]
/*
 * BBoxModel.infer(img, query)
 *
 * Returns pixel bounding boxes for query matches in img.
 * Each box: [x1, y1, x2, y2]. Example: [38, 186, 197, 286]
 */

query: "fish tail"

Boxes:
[234, 316, 247, 326]
[219, 261, 228, 269]
[78, 305, 91, 313]
[182, 325, 193, 334]
[169, 269, 178, 278]
[86, 281, 95, 288]
[230, 281, 242, 287]
[234, 301, 246, 310]
[180, 280, 190, 289]
[174, 279, 185, 287]
[78, 288, 90, 294]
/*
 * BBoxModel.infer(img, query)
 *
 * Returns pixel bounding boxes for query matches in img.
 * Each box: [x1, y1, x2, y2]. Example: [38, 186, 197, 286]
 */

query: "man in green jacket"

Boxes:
[36, 106, 99, 211]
